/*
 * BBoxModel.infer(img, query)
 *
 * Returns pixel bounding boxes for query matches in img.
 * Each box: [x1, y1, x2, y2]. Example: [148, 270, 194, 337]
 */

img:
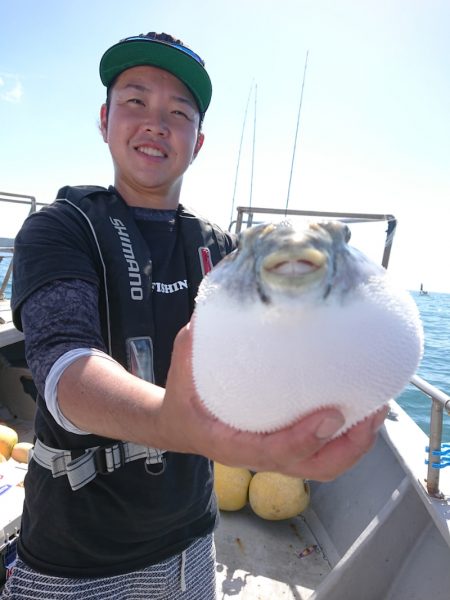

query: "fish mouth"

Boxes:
[262, 248, 327, 287]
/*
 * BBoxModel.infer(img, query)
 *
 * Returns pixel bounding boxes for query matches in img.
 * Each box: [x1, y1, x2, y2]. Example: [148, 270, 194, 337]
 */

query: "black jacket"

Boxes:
[11, 185, 235, 577]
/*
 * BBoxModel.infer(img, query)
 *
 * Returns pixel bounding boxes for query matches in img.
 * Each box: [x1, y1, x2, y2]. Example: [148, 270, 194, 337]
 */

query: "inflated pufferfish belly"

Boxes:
[192, 221, 424, 434]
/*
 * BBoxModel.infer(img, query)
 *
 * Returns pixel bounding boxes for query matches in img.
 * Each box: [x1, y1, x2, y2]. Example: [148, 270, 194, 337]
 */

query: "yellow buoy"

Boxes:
[249, 472, 310, 520]
[11, 442, 34, 464]
[214, 462, 253, 511]
[0, 424, 19, 460]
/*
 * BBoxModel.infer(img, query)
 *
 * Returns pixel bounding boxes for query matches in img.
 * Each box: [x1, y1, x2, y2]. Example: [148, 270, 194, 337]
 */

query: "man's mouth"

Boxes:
[136, 145, 166, 158]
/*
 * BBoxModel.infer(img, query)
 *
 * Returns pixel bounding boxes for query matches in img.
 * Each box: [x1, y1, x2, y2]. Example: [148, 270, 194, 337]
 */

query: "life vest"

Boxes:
[28, 185, 234, 489]
[54, 184, 232, 368]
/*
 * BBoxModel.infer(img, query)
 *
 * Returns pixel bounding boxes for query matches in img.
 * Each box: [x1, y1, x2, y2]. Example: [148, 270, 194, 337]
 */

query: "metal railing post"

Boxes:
[427, 399, 444, 497]
[410, 374, 450, 498]
[0, 258, 13, 300]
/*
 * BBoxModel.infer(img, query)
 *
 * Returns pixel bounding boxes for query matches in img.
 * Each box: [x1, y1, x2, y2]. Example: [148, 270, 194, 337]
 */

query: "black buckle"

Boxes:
[93, 443, 126, 475]
[145, 455, 167, 476]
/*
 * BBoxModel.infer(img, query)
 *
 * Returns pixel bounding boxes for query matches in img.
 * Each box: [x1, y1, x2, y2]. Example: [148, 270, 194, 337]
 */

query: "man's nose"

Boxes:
[142, 110, 169, 136]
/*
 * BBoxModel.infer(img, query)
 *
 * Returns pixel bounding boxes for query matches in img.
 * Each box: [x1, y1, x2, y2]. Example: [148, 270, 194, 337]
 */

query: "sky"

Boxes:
[1, 0, 450, 292]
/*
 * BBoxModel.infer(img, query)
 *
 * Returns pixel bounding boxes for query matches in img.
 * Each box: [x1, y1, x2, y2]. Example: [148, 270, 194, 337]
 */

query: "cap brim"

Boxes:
[99, 39, 212, 114]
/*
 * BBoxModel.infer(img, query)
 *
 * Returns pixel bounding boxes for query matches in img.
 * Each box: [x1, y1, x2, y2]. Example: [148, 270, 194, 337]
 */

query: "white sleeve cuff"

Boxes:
[44, 348, 118, 435]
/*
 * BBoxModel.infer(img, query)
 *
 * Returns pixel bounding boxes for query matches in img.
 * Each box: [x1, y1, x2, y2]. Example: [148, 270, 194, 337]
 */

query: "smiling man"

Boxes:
[5, 32, 387, 600]
[101, 64, 204, 207]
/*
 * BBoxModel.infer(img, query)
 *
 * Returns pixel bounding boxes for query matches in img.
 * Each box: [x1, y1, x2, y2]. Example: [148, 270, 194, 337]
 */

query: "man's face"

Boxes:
[100, 65, 204, 206]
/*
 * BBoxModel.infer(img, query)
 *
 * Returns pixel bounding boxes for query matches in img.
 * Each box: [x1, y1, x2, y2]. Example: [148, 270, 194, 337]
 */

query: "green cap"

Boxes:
[99, 33, 212, 114]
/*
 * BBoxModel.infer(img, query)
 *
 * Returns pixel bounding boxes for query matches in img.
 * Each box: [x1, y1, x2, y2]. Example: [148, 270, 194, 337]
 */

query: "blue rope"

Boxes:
[425, 443, 450, 468]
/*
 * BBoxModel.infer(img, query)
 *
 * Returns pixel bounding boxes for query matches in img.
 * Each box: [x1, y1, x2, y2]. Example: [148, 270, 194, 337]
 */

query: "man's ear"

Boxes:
[100, 104, 108, 142]
[192, 132, 205, 161]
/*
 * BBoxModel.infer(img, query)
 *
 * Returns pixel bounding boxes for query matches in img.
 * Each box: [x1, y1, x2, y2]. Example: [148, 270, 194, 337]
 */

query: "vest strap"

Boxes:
[31, 438, 166, 491]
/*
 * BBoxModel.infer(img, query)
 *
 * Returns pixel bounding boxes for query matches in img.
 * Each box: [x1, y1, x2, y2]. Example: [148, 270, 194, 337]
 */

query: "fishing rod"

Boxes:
[230, 81, 256, 224]
[249, 83, 257, 211]
[285, 50, 309, 214]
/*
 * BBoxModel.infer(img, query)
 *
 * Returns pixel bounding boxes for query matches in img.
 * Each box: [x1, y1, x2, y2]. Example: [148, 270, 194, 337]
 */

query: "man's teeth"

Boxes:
[137, 146, 165, 157]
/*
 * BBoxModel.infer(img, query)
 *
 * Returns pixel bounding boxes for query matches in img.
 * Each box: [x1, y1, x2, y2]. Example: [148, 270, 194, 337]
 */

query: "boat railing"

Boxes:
[229, 205, 397, 269]
[231, 205, 450, 499]
[411, 374, 450, 497]
[0, 255, 13, 301]
[0, 190, 38, 214]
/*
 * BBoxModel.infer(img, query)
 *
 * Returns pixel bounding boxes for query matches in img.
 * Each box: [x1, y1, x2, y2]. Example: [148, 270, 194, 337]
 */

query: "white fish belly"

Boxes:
[192, 281, 423, 434]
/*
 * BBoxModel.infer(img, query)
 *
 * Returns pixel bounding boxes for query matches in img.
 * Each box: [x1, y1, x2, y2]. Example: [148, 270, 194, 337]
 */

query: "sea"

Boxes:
[397, 290, 450, 442]
[1, 255, 449, 441]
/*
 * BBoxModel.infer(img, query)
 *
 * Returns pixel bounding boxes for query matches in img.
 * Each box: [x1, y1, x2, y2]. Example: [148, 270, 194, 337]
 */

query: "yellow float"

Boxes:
[214, 463, 253, 511]
[0, 424, 19, 460]
[11, 442, 34, 464]
[249, 472, 310, 520]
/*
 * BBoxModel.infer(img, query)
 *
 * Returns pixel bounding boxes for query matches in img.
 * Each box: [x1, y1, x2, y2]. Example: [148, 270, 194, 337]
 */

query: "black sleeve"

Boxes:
[224, 230, 238, 254]
[21, 279, 107, 398]
[11, 202, 100, 330]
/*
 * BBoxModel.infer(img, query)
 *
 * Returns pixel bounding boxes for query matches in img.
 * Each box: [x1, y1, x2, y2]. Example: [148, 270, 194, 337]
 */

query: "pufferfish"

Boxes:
[191, 221, 423, 435]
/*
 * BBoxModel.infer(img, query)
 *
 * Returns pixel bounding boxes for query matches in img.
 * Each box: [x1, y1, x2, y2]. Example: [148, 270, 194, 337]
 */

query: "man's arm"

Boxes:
[58, 322, 387, 481]
[21, 278, 386, 480]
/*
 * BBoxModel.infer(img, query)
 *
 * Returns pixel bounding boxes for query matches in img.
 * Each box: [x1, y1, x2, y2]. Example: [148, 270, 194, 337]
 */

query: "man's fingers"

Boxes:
[281, 407, 389, 480]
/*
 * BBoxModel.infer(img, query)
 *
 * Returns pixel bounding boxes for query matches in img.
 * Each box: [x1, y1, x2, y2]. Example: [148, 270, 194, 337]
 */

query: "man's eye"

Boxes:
[128, 98, 144, 105]
[172, 110, 189, 119]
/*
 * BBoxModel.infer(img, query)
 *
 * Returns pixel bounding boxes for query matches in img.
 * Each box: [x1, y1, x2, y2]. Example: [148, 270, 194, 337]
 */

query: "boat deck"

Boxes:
[215, 506, 330, 599]
[213, 404, 450, 600]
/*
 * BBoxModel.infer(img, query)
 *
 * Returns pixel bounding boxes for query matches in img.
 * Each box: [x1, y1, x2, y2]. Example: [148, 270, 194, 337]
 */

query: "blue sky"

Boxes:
[1, 0, 450, 291]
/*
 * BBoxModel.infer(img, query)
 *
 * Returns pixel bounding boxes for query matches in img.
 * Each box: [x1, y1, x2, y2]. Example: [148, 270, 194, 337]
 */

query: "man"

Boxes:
[3, 32, 387, 599]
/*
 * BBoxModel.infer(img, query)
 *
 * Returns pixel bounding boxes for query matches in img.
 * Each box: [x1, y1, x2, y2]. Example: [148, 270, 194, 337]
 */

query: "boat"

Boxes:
[420, 283, 429, 296]
[1, 196, 450, 598]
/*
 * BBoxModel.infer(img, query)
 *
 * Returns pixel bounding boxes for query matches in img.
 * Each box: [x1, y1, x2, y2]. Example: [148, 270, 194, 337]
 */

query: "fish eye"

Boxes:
[343, 224, 351, 243]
